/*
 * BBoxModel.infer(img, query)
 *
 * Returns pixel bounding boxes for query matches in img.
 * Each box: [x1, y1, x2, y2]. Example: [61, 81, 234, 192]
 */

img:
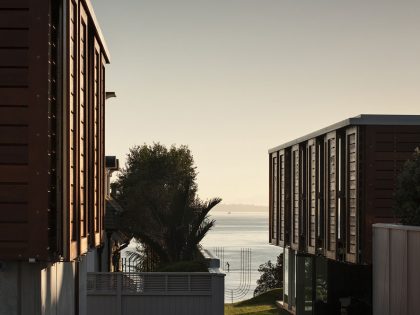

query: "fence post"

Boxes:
[117, 273, 122, 315]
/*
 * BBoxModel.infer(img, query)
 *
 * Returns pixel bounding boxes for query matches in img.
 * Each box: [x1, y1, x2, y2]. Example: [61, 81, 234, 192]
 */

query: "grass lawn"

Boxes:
[224, 288, 282, 315]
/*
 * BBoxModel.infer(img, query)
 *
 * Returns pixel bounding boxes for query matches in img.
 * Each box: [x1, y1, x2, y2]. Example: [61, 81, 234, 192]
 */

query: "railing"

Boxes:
[86, 272, 225, 315]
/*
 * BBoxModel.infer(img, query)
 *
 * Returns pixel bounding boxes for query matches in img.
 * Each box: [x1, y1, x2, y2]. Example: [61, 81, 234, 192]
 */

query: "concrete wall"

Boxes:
[373, 224, 420, 315]
[0, 249, 101, 315]
[0, 262, 19, 315]
[41, 261, 76, 315]
[0, 262, 43, 315]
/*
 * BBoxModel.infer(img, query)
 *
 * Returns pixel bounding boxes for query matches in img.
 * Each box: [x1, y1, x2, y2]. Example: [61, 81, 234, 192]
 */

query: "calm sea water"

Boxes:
[201, 211, 282, 302]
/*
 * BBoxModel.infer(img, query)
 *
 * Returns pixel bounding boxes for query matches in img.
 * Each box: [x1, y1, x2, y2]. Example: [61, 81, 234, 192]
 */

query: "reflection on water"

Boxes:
[201, 211, 282, 302]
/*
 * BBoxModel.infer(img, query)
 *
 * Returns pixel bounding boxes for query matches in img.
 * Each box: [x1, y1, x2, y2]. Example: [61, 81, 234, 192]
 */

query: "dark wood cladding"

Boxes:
[360, 125, 420, 264]
[325, 132, 337, 260]
[291, 145, 300, 250]
[270, 152, 278, 244]
[269, 119, 420, 265]
[345, 127, 358, 263]
[279, 149, 290, 247]
[306, 139, 316, 254]
[0, 0, 109, 262]
[65, 0, 107, 261]
[0, 0, 50, 261]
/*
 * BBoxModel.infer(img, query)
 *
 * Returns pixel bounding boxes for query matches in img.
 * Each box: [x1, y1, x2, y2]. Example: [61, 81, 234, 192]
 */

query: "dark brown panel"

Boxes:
[0, 203, 27, 222]
[0, 10, 29, 28]
[0, 30, 28, 47]
[0, 68, 28, 86]
[0, 145, 28, 164]
[25, 0, 50, 261]
[0, 49, 29, 67]
[0, 0, 29, 9]
[0, 165, 28, 182]
[362, 125, 420, 264]
[0, 184, 28, 203]
[0, 242, 28, 260]
[0, 223, 28, 241]
[0, 126, 28, 144]
[0, 88, 29, 106]
[0, 107, 28, 125]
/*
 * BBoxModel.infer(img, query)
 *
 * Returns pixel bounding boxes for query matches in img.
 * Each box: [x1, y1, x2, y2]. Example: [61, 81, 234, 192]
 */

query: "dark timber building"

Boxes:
[0, 1, 111, 314]
[268, 115, 420, 315]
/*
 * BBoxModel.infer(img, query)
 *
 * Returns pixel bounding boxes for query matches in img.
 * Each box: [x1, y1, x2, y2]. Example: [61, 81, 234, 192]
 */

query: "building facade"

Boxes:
[268, 115, 420, 315]
[0, 0, 110, 314]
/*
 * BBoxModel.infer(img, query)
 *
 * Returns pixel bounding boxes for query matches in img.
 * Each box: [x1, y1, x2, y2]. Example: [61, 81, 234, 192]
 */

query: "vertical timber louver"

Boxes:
[307, 139, 316, 254]
[346, 127, 358, 263]
[299, 143, 307, 251]
[281, 149, 291, 247]
[68, 0, 79, 260]
[271, 153, 278, 243]
[325, 132, 337, 259]
[79, 5, 89, 254]
[279, 150, 285, 246]
[316, 138, 325, 252]
[291, 145, 300, 251]
[93, 39, 101, 246]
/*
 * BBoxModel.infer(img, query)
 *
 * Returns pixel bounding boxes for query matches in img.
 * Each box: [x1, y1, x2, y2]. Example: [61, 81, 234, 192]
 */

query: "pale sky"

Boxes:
[91, 0, 420, 206]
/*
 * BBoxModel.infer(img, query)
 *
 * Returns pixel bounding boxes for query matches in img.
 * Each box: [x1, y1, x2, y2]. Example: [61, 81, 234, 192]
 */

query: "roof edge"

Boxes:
[84, 0, 111, 63]
[268, 114, 420, 153]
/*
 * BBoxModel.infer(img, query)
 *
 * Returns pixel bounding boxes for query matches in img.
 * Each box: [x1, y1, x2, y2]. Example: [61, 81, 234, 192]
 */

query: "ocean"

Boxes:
[201, 210, 282, 302]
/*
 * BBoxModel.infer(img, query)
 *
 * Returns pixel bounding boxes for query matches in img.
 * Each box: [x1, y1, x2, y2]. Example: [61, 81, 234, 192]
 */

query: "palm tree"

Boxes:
[124, 180, 221, 269]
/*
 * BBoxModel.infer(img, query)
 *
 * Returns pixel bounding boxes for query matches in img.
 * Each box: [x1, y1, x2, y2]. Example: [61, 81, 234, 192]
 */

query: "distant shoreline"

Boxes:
[211, 204, 268, 213]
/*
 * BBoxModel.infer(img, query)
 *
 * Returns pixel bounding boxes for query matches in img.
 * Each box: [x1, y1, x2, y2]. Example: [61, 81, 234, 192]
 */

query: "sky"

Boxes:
[91, 0, 420, 206]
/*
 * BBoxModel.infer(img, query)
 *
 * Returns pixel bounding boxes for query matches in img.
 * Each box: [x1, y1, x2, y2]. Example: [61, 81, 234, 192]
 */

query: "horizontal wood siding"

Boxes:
[362, 125, 420, 264]
[0, 0, 50, 260]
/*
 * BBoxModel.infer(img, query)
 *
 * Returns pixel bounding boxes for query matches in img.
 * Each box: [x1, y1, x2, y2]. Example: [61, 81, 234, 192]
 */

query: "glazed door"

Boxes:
[296, 254, 314, 315]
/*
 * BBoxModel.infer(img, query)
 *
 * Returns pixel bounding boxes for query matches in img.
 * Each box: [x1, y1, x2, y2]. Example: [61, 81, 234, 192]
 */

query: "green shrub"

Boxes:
[394, 148, 420, 226]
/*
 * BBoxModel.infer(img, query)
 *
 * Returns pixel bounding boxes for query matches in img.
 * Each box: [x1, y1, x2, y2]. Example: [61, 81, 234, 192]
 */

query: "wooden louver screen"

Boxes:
[325, 132, 337, 259]
[69, 0, 78, 246]
[93, 40, 101, 246]
[346, 127, 358, 263]
[78, 5, 89, 254]
[291, 145, 300, 250]
[271, 154, 278, 242]
[279, 151, 286, 246]
[307, 140, 316, 254]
